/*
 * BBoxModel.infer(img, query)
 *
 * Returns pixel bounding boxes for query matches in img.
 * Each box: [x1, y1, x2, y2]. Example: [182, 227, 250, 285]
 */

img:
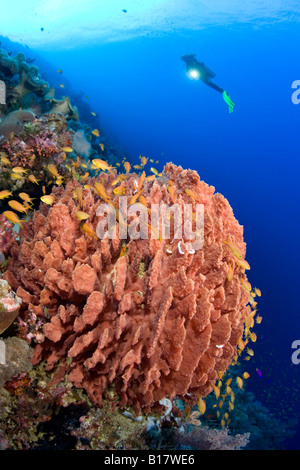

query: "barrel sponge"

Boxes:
[5, 163, 251, 412]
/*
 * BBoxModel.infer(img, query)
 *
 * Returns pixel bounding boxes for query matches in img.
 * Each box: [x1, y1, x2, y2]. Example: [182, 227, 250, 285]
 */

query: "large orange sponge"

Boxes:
[5, 163, 251, 412]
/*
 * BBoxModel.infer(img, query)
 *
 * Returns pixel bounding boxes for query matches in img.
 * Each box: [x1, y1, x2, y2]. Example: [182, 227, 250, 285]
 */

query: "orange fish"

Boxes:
[28, 174, 39, 185]
[8, 200, 28, 214]
[124, 161, 131, 173]
[81, 222, 97, 239]
[0, 190, 12, 200]
[3, 211, 23, 228]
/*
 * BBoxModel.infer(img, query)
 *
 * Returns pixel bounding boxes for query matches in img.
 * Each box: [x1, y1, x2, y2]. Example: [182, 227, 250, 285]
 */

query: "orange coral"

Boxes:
[5, 163, 251, 412]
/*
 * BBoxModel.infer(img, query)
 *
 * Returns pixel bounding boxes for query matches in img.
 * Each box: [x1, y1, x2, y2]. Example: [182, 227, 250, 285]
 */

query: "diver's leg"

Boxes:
[203, 80, 224, 93]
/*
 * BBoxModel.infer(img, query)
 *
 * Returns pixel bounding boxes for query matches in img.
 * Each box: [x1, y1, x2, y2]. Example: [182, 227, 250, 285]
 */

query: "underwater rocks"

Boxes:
[5, 162, 252, 412]
[0, 278, 22, 334]
[0, 336, 32, 386]
[0, 108, 35, 143]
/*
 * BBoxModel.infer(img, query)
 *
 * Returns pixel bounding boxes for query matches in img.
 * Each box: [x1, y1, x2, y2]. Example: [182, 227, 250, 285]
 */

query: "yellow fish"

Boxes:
[185, 188, 200, 202]
[112, 174, 127, 186]
[11, 173, 24, 180]
[91, 112, 96, 116]
[246, 347, 254, 356]
[92, 129, 100, 137]
[8, 200, 28, 214]
[146, 174, 156, 182]
[140, 156, 148, 166]
[47, 164, 60, 179]
[167, 184, 176, 203]
[255, 287, 262, 297]
[236, 377, 243, 389]
[94, 182, 110, 202]
[99, 143, 104, 151]
[75, 211, 90, 221]
[124, 161, 131, 173]
[113, 186, 126, 195]
[197, 397, 206, 415]
[92, 159, 115, 174]
[12, 166, 28, 174]
[235, 258, 251, 270]
[28, 174, 39, 185]
[0, 190, 12, 200]
[243, 372, 250, 379]
[40, 195, 55, 206]
[59, 84, 65, 88]
[3, 211, 23, 228]
[213, 385, 220, 399]
[61, 147, 74, 153]
[223, 238, 243, 259]
[0, 154, 11, 165]
[136, 171, 146, 192]
[81, 222, 97, 239]
[256, 315, 263, 324]
[150, 167, 162, 177]
[227, 262, 234, 281]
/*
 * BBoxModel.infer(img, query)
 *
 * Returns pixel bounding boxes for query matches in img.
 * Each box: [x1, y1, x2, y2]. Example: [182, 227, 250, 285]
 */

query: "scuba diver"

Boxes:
[181, 54, 235, 113]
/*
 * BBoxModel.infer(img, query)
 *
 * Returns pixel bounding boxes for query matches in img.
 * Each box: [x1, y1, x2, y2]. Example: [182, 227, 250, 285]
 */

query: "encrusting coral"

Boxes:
[4, 162, 252, 413]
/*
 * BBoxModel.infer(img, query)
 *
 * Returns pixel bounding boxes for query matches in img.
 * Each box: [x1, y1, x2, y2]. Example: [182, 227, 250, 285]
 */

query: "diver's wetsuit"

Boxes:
[181, 54, 224, 93]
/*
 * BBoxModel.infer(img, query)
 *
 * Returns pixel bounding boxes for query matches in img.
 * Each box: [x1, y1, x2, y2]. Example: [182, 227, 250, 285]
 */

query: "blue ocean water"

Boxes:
[1, 0, 300, 450]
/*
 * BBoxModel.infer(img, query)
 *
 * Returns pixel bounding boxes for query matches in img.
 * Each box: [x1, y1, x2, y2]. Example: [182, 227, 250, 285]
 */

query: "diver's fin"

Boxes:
[223, 91, 235, 113]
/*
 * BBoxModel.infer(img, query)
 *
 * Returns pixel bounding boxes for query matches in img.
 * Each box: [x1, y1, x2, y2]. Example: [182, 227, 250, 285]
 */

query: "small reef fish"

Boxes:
[243, 372, 250, 379]
[185, 188, 200, 202]
[124, 161, 131, 173]
[235, 258, 250, 270]
[59, 84, 65, 88]
[92, 129, 100, 137]
[57, 69, 63, 73]
[255, 287, 262, 297]
[92, 159, 115, 174]
[0, 190, 12, 199]
[47, 164, 60, 179]
[12, 166, 28, 174]
[113, 186, 126, 196]
[19, 193, 34, 205]
[94, 182, 111, 202]
[40, 195, 54, 206]
[167, 184, 176, 203]
[81, 222, 97, 239]
[91, 112, 96, 116]
[75, 211, 90, 221]
[0, 154, 11, 165]
[197, 397, 206, 415]
[256, 368, 263, 378]
[8, 200, 28, 214]
[150, 167, 162, 177]
[223, 238, 243, 259]
[28, 174, 39, 185]
[99, 143, 105, 151]
[11, 173, 25, 180]
[140, 156, 148, 166]
[61, 147, 74, 153]
[146, 174, 156, 182]
[227, 262, 234, 281]
[3, 211, 23, 228]
[236, 377, 243, 389]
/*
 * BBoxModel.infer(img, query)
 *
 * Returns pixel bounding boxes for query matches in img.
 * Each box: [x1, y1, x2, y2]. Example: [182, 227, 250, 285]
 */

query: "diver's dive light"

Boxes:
[187, 68, 200, 80]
